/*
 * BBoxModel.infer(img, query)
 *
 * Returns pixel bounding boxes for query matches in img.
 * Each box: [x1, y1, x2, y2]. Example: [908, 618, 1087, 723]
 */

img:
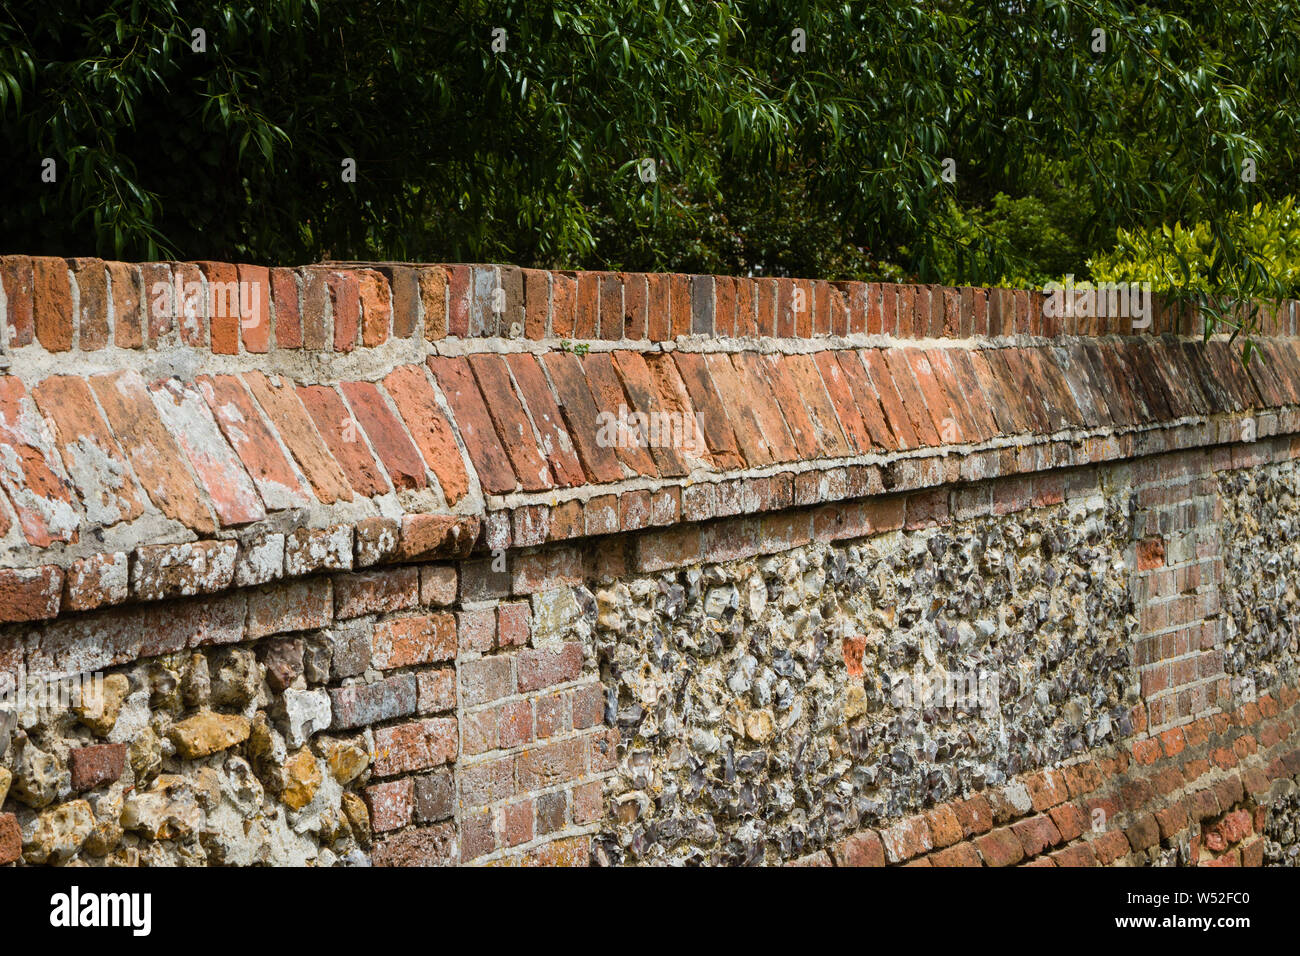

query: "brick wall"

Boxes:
[1, 256, 1299, 866]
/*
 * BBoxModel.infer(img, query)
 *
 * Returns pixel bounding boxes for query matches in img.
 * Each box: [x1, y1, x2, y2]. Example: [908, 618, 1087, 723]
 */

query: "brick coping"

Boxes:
[4, 258, 1300, 623]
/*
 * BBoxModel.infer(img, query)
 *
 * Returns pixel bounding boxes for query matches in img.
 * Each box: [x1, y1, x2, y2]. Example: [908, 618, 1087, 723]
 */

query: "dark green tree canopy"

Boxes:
[3, 1, 1298, 336]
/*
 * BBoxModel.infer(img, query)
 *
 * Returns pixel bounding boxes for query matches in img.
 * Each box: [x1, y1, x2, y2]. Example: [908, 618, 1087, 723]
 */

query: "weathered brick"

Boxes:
[372, 614, 456, 669]
[458, 607, 497, 654]
[517, 643, 584, 693]
[63, 552, 129, 612]
[372, 822, 455, 866]
[516, 737, 586, 791]
[248, 579, 332, 638]
[365, 778, 414, 832]
[975, 827, 1025, 867]
[334, 566, 419, 619]
[372, 717, 457, 775]
[329, 674, 418, 730]
[0, 813, 21, 865]
[830, 830, 886, 867]
[68, 743, 127, 791]
[417, 668, 457, 714]
[460, 655, 514, 707]
[0, 566, 63, 623]
[879, 815, 933, 863]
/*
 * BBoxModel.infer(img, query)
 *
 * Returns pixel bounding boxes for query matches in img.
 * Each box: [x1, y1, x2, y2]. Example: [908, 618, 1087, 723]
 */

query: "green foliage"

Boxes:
[1089, 199, 1300, 336]
[1091, 199, 1300, 295]
[1, 0, 1298, 345]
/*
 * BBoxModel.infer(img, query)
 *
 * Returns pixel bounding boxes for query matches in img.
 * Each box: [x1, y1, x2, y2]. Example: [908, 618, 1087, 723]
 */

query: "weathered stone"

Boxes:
[169, 712, 251, 760]
[12, 740, 63, 808]
[73, 672, 130, 736]
[24, 799, 94, 864]
[320, 738, 370, 784]
[181, 652, 211, 707]
[129, 726, 163, 786]
[121, 776, 204, 840]
[258, 636, 304, 692]
[210, 647, 260, 707]
[342, 791, 371, 847]
[276, 688, 331, 749]
[83, 820, 123, 857]
[280, 749, 322, 811]
[324, 621, 371, 679]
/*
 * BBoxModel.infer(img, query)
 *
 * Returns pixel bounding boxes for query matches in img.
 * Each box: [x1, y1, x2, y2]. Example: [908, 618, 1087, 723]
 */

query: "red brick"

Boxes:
[1154, 802, 1189, 840]
[334, 566, 418, 619]
[571, 684, 605, 730]
[501, 799, 535, 847]
[469, 354, 555, 490]
[498, 602, 530, 648]
[879, 814, 933, 862]
[458, 607, 496, 653]
[1, 256, 35, 345]
[516, 737, 586, 791]
[517, 643, 584, 693]
[1137, 536, 1166, 570]
[417, 668, 457, 714]
[1011, 814, 1062, 857]
[505, 353, 585, 486]
[1048, 802, 1090, 842]
[372, 614, 456, 669]
[329, 270, 360, 351]
[297, 384, 390, 497]
[540, 352, 624, 483]
[609, 351, 691, 477]
[925, 805, 964, 848]
[381, 364, 472, 505]
[63, 552, 129, 612]
[150, 377, 267, 526]
[545, 272, 574, 338]
[511, 545, 586, 592]
[90, 371, 216, 532]
[582, 351, 658, 476]
[356, 268, 391, 346]
[237, 263, 271, 352]
[373, 718, 457, 775]
[243, 370, 353, 505]
[300, 267, 330, 348]
[271, 267, 302, 347]
[873, 349, 941, 446]
[365, 779, 414, 832]
[780, 353, 850, 457]
[975, 827, 1025, 867]
[665, 352, 744, 470]
[69, 258, 108, 349]
[0, 813, 20, 865]
[418, 266, 448, 340]
[522, 268, 551, 339]
[31, 374, 144, 526]
[930, 842, 984, 867]
[65, 742, 124, 792]
[31, 256, 73, 350]
[952, 795, 994, 837]
[1125, 812, 1160, 851]
[700, 353, 776, 466]
[372, 823, 455, 866]
[340, 380, 427, 491]
[197, 261, 239, 353]
[196, 373, 311, 511]
[0, 566, 63, 623]
[1049, 842, 1098, 867]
